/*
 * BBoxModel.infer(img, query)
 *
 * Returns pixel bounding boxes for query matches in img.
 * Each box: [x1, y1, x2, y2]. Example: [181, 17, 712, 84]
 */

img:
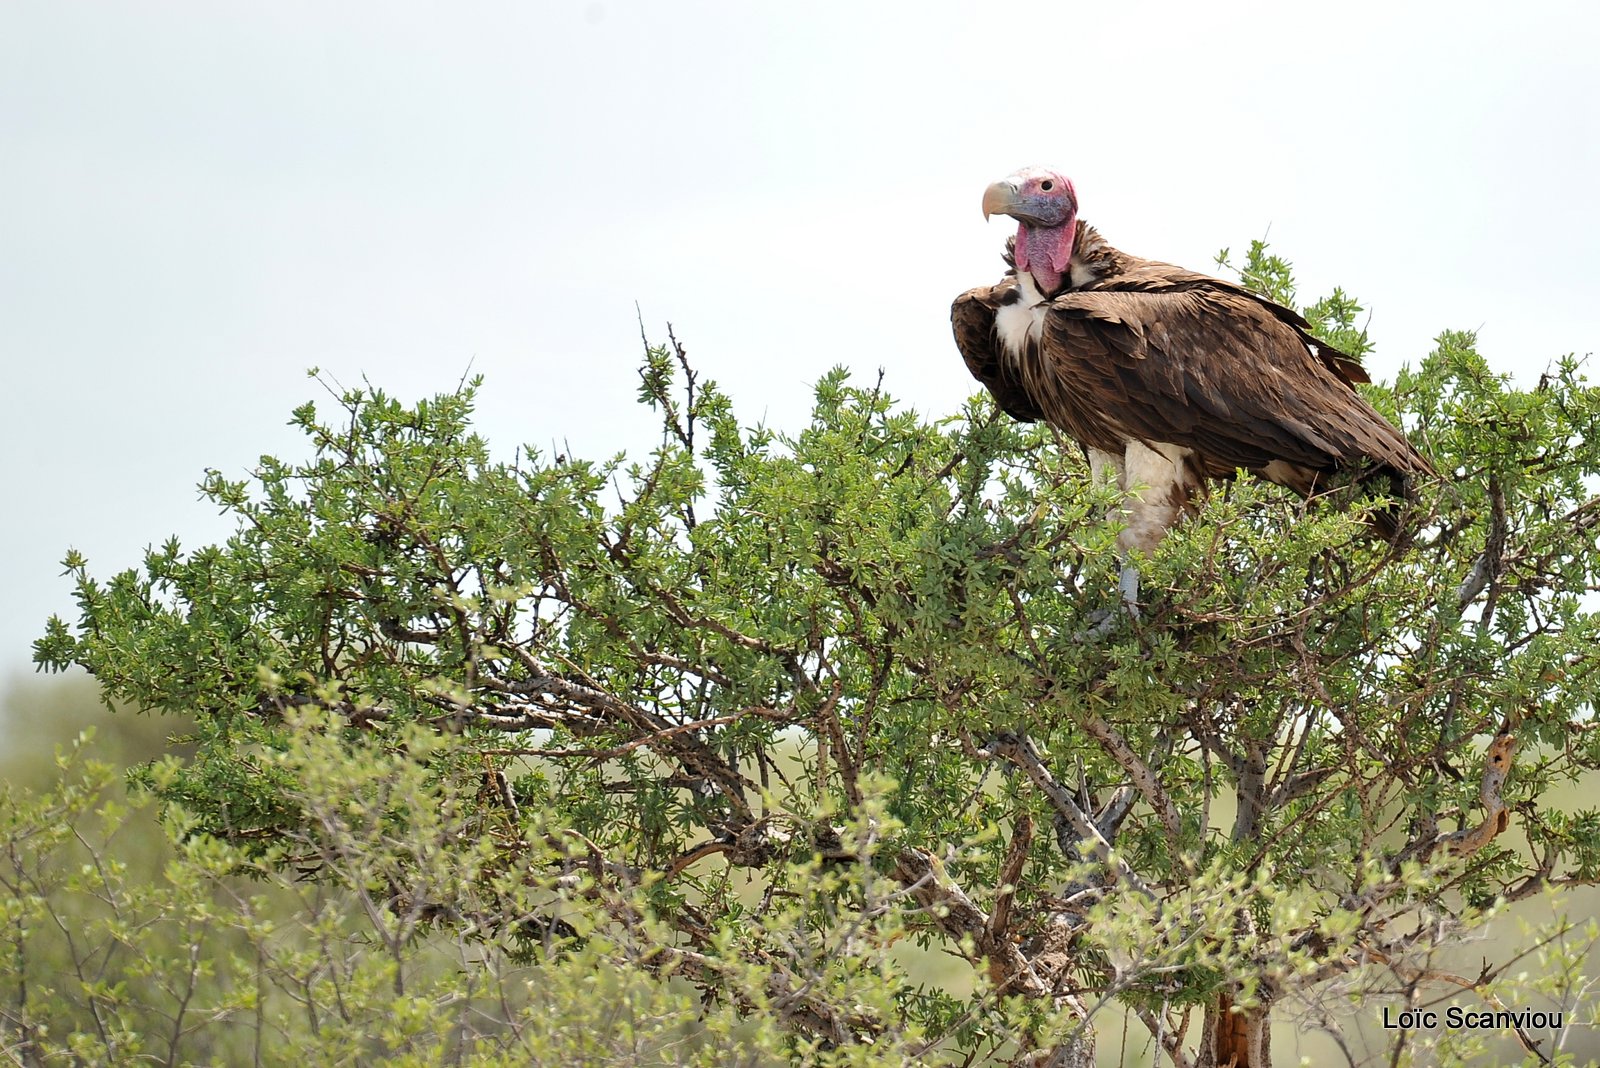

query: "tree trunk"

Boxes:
[1197, 734, 1274, 1067]
[1198, 990, 1271, 1068]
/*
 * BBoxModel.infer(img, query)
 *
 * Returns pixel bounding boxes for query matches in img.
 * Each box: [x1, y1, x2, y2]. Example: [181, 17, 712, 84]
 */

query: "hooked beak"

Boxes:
[982, 180, 1021, 222]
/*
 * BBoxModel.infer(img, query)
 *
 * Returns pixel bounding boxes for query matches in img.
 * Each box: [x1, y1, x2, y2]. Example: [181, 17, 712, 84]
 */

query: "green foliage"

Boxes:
[0, 727, 914, 1067]
[25, 255, 1600, 1064]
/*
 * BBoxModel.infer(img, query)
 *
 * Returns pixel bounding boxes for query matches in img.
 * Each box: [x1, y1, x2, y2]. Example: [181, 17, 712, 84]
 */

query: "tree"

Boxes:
[28, 250, 1600, 1065]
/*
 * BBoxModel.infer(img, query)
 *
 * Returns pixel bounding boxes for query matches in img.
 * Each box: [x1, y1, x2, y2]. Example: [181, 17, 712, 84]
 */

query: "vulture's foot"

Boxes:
[1073, 565, 1141, 642]
[1118, 563, 1141, 610]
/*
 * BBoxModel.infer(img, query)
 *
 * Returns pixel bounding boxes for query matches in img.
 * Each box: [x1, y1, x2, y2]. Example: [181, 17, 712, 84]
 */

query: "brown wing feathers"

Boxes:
[1058, 286, 1429, 482]
[951, 281, 1044, 423]
[951, 229, 1434, 513]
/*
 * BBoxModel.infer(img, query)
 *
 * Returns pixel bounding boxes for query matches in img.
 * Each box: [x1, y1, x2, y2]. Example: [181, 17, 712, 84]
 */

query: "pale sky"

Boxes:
[4, 1, 1597, 708]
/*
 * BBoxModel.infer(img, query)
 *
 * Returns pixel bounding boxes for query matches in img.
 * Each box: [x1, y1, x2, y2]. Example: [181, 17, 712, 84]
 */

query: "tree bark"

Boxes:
[1197, 990, 1271, 1068]
[1033, 1031, 1097, 1067]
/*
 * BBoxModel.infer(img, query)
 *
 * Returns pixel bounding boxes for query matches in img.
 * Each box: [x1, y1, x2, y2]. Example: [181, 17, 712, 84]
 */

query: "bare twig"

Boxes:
[1456, 477, 1508, 614]
[977, 732, 1155, 900]
[1080, 703, 1184, 848]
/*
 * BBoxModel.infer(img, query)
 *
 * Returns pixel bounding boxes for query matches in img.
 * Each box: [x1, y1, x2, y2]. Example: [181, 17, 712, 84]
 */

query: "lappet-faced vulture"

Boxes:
[952, 167, 1433, 607]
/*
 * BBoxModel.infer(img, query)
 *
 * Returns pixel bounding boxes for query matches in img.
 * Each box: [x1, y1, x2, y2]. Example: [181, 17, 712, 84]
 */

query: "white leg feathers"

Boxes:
[1075, 441, 1198, 640]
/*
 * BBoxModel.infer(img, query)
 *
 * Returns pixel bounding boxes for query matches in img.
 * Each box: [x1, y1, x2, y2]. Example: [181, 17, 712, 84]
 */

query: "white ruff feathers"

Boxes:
[995, 271, 1048, 362]
[995, 244, 1108, 363]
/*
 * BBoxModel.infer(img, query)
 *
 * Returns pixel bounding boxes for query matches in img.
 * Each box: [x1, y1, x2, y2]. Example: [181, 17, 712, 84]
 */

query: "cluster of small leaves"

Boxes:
[1217, 240, 1373, 362]
[31, 255, 1600, 1063]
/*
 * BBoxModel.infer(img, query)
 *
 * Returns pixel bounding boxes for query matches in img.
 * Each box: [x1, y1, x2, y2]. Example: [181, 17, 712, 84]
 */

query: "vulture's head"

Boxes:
[982, 167, 1078, 294]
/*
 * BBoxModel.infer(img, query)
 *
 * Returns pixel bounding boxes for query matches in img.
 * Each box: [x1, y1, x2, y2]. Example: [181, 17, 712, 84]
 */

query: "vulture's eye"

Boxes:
[1041, 180, 1054, 191]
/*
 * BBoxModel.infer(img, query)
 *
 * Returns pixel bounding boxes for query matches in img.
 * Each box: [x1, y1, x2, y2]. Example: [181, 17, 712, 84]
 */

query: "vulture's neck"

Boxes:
[1009, 221, 1124, 297]
[996, 223, 1129, 367]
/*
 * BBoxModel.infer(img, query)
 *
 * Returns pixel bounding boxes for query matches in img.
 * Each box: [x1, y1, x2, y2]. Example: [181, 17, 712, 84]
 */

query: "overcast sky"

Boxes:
[4, 1, 1597, 713]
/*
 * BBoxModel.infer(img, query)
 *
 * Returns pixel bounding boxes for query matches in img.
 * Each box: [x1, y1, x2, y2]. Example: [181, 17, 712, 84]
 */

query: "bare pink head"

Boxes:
[981, 167, 1078, 293]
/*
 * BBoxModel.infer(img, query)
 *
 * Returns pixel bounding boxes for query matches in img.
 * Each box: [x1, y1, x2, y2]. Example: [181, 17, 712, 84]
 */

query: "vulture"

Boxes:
[952, 166, 1434, 606]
